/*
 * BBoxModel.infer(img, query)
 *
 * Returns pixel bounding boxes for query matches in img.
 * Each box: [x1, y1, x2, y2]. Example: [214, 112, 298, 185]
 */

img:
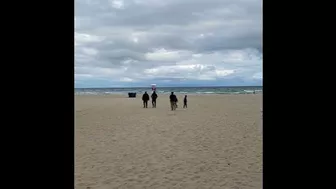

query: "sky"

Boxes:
[75, 0, 262, 88]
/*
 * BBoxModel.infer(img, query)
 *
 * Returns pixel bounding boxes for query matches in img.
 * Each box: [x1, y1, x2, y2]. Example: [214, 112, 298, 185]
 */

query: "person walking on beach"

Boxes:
[142, 91, 150, 108]
[151, 91, 158, 108]
[183, 95, 188, 108]
[169, 92, 178, 111]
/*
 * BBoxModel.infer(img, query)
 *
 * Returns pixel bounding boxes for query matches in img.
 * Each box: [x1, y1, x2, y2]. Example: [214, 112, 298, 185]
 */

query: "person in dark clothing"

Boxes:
[169, 92, 178, 110]
[183, 95, 187, 108]
[151, 91, 158, 108]
[142, 91, 150, 108]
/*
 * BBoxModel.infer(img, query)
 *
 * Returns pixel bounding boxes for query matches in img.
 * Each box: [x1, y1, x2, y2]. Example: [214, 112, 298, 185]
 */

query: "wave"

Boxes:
[75, 87, 262, 95]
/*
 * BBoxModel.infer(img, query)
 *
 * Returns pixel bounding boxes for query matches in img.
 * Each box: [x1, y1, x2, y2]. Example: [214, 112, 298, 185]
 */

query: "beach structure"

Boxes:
[151, 84, 156, 92]
[128, 92, 136, 98]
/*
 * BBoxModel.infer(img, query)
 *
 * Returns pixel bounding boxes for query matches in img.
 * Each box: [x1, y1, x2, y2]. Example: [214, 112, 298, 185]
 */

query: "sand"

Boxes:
[75, 94, 262, 189]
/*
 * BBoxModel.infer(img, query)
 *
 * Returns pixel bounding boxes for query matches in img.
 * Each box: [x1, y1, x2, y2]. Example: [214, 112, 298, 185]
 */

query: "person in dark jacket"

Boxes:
[183, 95, 187, 108]
[142, 91, 150, 108]
[169, 92, 178, 110]
[151, 91, 158, 108]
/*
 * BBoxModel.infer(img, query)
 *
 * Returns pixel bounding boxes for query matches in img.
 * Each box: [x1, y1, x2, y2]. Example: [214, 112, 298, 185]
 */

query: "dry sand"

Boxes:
[75, 94, 262, 189]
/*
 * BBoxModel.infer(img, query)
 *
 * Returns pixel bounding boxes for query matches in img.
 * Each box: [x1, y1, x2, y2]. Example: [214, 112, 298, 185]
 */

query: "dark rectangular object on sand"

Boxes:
[128, 93, 136, 98]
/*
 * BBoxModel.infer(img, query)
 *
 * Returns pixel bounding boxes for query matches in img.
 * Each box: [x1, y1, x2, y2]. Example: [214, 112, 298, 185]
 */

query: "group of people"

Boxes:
[142, 91, 187, 110]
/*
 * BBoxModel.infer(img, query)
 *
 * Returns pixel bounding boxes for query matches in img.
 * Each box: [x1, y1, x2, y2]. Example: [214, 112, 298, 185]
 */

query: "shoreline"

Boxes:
[75, 93, 263, 97]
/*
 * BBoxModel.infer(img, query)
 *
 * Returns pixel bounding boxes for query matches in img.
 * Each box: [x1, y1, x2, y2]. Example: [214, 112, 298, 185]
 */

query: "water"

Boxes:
[75, 86, 262, 95]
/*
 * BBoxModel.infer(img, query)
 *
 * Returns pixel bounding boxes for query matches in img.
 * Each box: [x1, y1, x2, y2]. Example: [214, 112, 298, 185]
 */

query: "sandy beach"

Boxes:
[75, 94, 263, 189]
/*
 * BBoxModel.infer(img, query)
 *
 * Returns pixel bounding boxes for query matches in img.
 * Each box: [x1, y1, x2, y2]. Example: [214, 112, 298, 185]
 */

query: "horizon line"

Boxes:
[75, 85, 263, 89]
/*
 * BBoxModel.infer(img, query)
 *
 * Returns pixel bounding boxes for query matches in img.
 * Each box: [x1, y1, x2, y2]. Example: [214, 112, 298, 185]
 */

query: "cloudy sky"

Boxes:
[75, 0, 262, 88]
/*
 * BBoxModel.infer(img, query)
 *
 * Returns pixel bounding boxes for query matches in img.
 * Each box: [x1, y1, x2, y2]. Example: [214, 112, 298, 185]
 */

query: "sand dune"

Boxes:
[75, 94, 262, 189]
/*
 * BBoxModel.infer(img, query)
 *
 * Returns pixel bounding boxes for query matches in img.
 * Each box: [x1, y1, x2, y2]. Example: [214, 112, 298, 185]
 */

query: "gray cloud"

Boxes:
[75, 0, 262, 87]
